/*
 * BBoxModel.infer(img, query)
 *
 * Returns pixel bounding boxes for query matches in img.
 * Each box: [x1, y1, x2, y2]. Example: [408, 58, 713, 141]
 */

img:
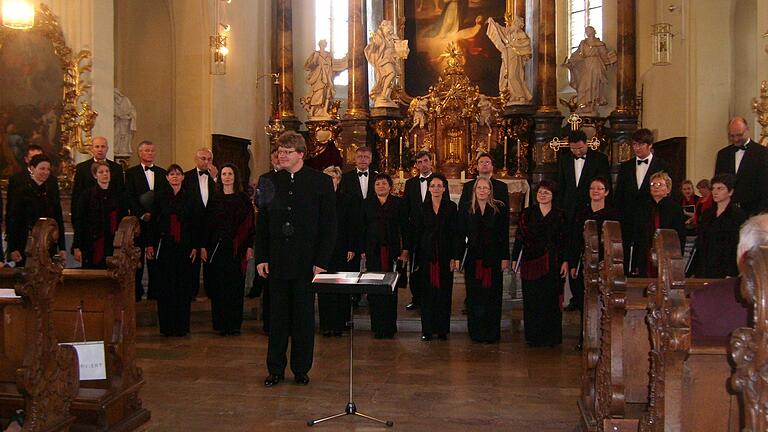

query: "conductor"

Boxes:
[256, 131, 337, 387]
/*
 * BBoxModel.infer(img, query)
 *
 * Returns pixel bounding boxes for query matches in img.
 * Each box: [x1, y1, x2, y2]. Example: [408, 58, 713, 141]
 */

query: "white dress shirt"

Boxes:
[574, 157, 586, 187]
[142, 164, 155, 190]
[357, 170, 369, 199]
[635, 153, 653, 190]
[419, 173, 432, 201]
[198, 170, 210, 207]
[735, 141, 749, 173]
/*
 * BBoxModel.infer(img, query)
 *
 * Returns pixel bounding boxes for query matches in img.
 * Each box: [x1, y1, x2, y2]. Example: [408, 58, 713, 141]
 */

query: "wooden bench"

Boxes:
[730, 245, 768, 432]
[0, 218, 80, 431]
[642, 229, 744, 432]
[51, 217, 150, 432]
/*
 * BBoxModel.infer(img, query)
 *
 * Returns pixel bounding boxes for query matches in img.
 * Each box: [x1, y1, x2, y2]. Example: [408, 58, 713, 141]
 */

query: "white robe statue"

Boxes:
[566, 26, 617, 116]
[486, 16, 533, 106]
[365, 20, 410, 108]
[113, 89, 137, 156]
[301, 39, 347, 120]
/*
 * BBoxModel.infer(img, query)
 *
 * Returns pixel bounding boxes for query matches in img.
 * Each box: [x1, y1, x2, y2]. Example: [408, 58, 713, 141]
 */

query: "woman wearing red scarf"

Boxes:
[411, 174, 460, 341]
[458, 177, 510, 344]
[146, 164, 199, 337]
[512, 180, 568, 347]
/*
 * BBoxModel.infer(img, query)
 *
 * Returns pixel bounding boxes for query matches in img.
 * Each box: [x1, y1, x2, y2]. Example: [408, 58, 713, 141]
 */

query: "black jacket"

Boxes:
[124, 164, 170, 218]
[254, 166, 337, 279]
[714, 140, 768, 216]
[614, 154, 670, 237]
[148, 186, 200, 252]
[72, 185, 127, 263]
[457, 201, 511, 268]
[556, 149, 611, 222]
[411, 197, 461, 267]
[7, 175, 66, 254]
[361, 195, 408, 271]
[71, 158, 125, 221]
[631, 196, 686, 276]
[692, 203, 746, 278]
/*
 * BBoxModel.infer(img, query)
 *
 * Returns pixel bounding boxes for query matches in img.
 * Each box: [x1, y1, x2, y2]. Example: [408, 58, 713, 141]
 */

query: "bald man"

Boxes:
[71, 136, 125, 222]
[714, 117, 768, 216]
[183, 148, 217, 300]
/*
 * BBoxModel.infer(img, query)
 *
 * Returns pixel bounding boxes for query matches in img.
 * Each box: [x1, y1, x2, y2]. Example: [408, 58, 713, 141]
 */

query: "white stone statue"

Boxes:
[408, 97, 428, 132]
[476, 95, 494, 129]
[364, 20, 410, 108]
[113, 88, 137, 156]
[486, 16, 533, 106]
[565, 26, 617, 116]
[301, 39, 347, 120]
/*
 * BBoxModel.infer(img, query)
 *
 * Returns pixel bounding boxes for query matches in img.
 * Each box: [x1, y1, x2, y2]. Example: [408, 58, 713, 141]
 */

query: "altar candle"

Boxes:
[385, 138, 389, 168]
[488, 131, 492, 148]
[399, 136, 403, 168]
[413, 133, 417, 152]
[517, 138, 522, 165]
[460, 170, 466, 182]
[399, 170, 404, 181]
[504, 136, 508, 165]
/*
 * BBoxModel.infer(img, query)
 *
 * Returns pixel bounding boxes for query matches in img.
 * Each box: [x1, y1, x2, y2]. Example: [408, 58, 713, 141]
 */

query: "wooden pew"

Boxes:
[52, 217, 150, 432]
[642, 229, 744, 432]
[730, 245, 768, 432]
[577, 220, 601, 430]
[0, 219, 80, 431]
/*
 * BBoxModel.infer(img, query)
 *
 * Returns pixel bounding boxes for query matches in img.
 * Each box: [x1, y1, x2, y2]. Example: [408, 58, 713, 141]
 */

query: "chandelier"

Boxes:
[2, 0, 35, 30]
[209, 0, 231, 75]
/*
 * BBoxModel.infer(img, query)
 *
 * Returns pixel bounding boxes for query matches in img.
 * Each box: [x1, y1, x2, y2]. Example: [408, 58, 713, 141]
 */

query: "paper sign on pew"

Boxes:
[60, 341, 107, 381]
[0, 289, 19, 298]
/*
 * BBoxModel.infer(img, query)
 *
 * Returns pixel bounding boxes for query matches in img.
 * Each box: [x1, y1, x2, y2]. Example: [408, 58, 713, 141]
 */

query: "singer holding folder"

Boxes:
[456, 177, 510, 344]
[511, 180, 568, 348]
[201, 164, 254, 336]
[361, 173, 409, 339]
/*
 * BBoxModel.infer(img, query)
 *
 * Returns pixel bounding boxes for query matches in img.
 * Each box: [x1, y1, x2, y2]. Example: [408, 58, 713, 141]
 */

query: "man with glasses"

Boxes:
[555, 130, 610, 312]
[614, 128, 670, 273]
[714, 116, 768, 216]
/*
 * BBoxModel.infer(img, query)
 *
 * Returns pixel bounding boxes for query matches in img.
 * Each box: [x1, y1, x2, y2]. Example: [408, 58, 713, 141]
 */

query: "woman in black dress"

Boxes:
[145, 164, 199, 337]
[318, 166, 355, 337]
[73, 161, 127, 269]
[362, 173, 408, 339]
[412, 174, 459, 341]
[7, 154, 66, 266]
[692, 174, 746, 278]
[457, 177, 510, 343]
[631, 171, 686, 277]
[512, 180, 568, 347]
[201, 164, 255, 336]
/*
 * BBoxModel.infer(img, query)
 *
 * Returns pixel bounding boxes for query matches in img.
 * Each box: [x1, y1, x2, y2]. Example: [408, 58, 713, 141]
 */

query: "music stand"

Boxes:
[308, 272, 398, 428]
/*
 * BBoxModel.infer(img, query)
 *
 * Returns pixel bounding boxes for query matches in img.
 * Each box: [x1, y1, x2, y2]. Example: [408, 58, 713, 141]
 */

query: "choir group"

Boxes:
[1, 115, 761, 355]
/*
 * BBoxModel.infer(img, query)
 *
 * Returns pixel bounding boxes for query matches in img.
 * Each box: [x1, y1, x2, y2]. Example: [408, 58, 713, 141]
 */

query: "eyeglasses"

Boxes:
[537, 190, 553, 195]
[650, 182, 667, 188]
[475, 186, 491, 191]
[589, 186, 606, 191]
[277, 149, 297, 156]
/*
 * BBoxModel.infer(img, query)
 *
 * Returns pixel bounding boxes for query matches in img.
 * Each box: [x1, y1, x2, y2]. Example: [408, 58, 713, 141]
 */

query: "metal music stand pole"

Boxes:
[307, 295, 393, 427]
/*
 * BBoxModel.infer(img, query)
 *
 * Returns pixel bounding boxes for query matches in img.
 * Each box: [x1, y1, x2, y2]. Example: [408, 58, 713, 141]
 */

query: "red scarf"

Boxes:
[474, 260, 492, 288]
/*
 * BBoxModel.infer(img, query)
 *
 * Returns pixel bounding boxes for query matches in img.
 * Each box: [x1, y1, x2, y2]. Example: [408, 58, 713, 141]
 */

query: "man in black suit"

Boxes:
[124, 140, 169, 301]
[5, 144, 43, 237]
[250, 147, 281, 333]
[614, 128, 670, 273]
[714, 116, 768, 216]
[458, 152, 510, 210]
[71, 136, 125, 223]
[182, 148, 217, 301]
[402, 150, 435, 310]
[556, 130, 610, 311]
[256, 131, 336, 387]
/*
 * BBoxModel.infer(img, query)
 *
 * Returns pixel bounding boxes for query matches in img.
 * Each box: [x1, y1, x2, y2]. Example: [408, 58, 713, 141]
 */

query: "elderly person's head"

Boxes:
[322, 166, 342, 191]
[649, 171, 672, 202]
[737, 214, 768, 268]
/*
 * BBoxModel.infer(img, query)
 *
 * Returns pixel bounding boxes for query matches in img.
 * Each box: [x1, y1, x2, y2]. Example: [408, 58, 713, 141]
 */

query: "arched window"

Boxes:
[569, 0, 603, 52]
[314, 0, 349, 85]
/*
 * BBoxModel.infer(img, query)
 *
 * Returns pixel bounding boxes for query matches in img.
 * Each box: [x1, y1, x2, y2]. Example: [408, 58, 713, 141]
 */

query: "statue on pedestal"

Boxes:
[408, 97, 428, 132]
[113, 89, 136, 157]
[565, 26, 617, 116]
[486, 16, 533, 106]
[301, 39, 347, 120]
[365, 20, 410, 108]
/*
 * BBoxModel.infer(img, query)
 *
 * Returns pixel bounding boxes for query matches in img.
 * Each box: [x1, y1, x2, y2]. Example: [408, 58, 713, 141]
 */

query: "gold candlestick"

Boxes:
[384, 138, 389, 173]
[500, 136, 510, 178]
[413, 133, 418, 152]
[399, 136, 403, 169]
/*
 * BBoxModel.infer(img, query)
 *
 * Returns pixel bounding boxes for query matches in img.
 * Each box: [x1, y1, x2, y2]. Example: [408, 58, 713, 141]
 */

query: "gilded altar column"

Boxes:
[340, 0, 370, 165]
[609, 0, 639, 162]
[271, 0, 300, 131]
[532, 0, 562, 183]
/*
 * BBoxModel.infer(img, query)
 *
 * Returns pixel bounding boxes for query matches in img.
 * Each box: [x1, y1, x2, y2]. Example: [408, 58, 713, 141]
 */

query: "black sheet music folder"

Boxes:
[311, 272, 399, 295]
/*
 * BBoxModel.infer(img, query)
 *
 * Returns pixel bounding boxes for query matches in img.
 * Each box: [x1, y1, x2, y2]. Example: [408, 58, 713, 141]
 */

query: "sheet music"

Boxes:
[360, 273, 386, 280]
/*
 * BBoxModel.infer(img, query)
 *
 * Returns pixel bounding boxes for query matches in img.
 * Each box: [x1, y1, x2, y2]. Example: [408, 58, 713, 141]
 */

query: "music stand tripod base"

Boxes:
[307, 277, 396, 428]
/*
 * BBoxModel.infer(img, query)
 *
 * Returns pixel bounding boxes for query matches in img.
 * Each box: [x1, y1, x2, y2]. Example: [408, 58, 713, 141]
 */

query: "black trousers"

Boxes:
[318, 292, 350, 332]
[135, 247, 158, 301]
[209, 245, 245, 333]
[251, 274, 271, 332]
[156, 242, 193, 336]
[568, 272, 584, 309]
[466, 268, 503, 343]
[419, 269, 453, 335]
[189, 258, 211, 301]
[267, 277, 315, 376]
[408, 267, 424, 306]
[522, 272, 562, 347]
[368, 290, 398, 336]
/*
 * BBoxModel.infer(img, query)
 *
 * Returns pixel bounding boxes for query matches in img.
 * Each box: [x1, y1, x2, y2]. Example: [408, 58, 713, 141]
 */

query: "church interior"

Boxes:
[0, 0, 767, 431]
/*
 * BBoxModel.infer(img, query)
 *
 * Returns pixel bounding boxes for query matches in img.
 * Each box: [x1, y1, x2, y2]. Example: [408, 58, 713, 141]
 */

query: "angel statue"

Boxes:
[365, 20, 410, 108]
[476, 95, 496, 129]
[486, 16, 533, 106]
[301, 39, 348, 120]
[408, 98, 428, 132]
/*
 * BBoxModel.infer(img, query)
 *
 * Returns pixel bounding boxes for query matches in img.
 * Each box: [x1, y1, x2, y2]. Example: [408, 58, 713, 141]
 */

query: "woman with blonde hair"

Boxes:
[457, 177, 510, 343]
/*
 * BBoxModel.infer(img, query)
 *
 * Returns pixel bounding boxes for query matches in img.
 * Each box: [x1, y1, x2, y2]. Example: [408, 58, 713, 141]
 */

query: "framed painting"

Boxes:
[403, 0, 509, 97]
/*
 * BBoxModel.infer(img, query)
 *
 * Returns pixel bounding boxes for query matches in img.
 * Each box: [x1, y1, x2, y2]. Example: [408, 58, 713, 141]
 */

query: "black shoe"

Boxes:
[332, 331, 343, 337]
[374, 332, 384, 339]
[437, 333, 447, 341]
[322, 331, 333, 337]
[406, 302, 419, 310]
[264, 374, 284, 387]
[294, 374, 310, 385]
[421, 334, 432, 341]
[564, 303, 578, 312]
[575, 343, 583, 352]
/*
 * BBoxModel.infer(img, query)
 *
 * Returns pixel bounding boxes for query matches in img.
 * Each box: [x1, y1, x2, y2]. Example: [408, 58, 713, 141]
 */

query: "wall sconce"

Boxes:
[2, 0, 35, 30]
[209, 0, 231, 75]
[651, 23, 673, 66]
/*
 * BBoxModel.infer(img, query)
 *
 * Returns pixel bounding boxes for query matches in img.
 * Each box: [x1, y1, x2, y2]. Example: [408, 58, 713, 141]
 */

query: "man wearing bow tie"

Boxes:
[125, 140, 169, 301]
[556, 130, 610, 312]
[714, 117, 768, 216]
[402, 150, 435, 310]
[183, 148, 218, 301]
[71, 136, 125, 223]
[614, 128, 670, 272]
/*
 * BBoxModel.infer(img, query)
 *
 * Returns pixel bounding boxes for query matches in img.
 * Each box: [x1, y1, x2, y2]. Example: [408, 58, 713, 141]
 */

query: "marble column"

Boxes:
[532, 0, 562, 183]
[271, 0, 300, 131]
[610, 0, 639, 161]
[340, 0, 370, 166]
